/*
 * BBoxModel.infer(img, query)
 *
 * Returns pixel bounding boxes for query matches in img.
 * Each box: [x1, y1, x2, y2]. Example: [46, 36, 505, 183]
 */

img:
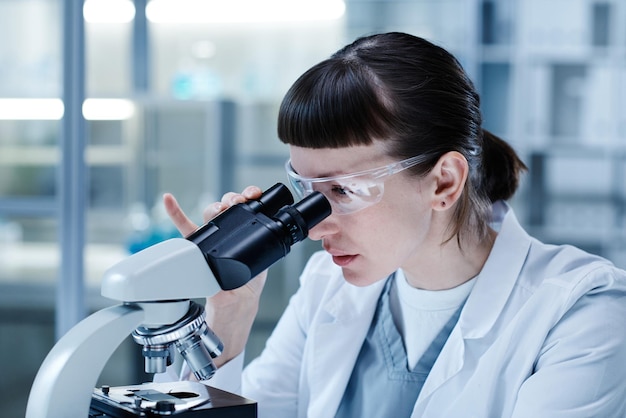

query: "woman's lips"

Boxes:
[331, 254, 357, 267]
[324, 244, 358, 267]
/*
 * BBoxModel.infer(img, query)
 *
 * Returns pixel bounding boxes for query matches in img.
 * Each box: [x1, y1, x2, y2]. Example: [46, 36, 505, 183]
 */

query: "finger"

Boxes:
[204, 186, 263, 223]
[202, 201, 227, 223]
[242, 185, 263, 200]
[221, 192, 247, 206]
[162, 193, 199, 237]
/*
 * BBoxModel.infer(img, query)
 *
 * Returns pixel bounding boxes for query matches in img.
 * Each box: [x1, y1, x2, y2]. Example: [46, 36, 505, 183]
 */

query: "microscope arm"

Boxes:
[25, 304, 145, 418]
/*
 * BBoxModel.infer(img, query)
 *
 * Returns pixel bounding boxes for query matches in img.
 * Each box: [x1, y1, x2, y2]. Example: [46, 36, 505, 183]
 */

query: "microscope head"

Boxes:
[102, 183, 330, 302]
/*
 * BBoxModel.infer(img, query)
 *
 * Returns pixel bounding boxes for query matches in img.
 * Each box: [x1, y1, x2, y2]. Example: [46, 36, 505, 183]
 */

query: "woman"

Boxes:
[164, 32, 626, 417]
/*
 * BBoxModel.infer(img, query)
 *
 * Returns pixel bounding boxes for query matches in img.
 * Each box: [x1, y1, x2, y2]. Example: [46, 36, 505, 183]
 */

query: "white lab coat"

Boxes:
[209, 201, 626, 417]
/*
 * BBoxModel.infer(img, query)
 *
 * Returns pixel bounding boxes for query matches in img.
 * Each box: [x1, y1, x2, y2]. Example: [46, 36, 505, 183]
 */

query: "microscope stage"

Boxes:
[89, 381, 257, 417]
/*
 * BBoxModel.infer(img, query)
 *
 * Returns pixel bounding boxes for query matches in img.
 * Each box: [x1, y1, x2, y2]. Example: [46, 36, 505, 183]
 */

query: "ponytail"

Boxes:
[480, 129, 527, 203]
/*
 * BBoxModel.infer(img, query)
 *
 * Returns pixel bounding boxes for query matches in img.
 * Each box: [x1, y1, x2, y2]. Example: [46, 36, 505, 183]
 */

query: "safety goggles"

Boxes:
[285, 154, 432, 215]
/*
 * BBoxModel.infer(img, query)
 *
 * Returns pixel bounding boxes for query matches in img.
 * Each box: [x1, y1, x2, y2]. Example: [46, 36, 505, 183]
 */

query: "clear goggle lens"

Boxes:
[285, 154, 432, 215]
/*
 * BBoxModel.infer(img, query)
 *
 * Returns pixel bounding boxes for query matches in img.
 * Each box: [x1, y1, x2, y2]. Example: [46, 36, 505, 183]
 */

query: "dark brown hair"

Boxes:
[278, 32, 526, 242]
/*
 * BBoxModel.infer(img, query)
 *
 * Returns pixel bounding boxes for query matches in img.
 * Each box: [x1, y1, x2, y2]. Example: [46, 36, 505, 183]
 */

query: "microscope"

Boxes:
[25, 183, 331, 418]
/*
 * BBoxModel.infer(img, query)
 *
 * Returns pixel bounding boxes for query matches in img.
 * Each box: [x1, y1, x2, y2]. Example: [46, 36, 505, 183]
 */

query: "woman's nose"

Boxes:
[307, 214, 338, 241]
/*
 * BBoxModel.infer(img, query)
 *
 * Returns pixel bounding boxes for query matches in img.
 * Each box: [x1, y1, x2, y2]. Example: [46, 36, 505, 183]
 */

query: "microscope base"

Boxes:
[89, 381, 257, 417]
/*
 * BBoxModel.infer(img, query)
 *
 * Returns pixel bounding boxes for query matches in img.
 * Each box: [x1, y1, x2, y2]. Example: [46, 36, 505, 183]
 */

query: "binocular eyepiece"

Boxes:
[187, 182, 331, 290]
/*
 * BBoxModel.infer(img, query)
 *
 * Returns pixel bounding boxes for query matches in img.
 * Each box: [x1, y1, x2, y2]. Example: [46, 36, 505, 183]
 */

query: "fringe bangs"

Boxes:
[278, 60, 395, 148]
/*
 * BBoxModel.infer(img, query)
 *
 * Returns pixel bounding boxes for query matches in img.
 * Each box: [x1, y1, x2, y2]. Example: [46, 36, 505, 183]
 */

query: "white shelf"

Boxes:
[0, 145, 134, 166]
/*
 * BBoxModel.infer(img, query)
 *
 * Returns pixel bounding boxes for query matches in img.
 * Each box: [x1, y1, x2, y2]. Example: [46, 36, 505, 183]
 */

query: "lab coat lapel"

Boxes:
[458, 201, 532, 339]
[307, 277, 387, 418]
[415, 202, 532, 408]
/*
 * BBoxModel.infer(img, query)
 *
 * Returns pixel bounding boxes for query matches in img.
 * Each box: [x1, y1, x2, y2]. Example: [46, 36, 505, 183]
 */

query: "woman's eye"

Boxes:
[330, 185, 351, 197]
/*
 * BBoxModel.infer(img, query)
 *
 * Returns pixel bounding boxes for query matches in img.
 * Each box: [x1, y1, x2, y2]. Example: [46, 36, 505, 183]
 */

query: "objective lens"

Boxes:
[175, 333, 217, 381]
[141, 345, 171, 374]
[199, 324, 224, 358]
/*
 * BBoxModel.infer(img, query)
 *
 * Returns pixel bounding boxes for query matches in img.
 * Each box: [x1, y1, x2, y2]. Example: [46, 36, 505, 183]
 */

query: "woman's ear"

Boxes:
[431, 151, 468, 211]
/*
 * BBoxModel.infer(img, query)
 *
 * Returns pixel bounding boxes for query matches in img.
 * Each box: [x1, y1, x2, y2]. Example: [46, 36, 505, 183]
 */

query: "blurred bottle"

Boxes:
[125, 199, 180, 254]
[171, 41, 222, 100]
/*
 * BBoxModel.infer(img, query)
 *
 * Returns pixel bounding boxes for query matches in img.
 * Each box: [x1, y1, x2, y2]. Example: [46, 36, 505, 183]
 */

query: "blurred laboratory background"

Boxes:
[1, 0, 625, 415]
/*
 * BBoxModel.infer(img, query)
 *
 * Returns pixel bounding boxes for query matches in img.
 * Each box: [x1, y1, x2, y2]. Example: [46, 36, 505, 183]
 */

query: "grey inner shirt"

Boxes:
[335, 275, 465, 418]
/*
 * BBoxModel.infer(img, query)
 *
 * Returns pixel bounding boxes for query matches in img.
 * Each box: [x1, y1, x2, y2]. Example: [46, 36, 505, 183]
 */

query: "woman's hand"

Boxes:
[163, 186, 267, 368]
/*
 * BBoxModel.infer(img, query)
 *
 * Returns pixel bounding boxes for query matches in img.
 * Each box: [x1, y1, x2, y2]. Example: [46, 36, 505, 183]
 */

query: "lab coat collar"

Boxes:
[458, 201, 532, 339]
[307, 271, 387, 417]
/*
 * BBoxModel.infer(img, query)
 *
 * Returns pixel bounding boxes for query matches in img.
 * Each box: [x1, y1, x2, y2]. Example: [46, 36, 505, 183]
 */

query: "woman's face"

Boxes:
[289, 144, 439, 287]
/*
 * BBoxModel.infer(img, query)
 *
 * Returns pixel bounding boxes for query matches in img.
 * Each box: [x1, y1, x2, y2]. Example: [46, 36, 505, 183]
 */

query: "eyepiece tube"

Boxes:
[246, 183, 294, 217]
[292, 191, 332, 230]
[274, 191, 331, 245]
